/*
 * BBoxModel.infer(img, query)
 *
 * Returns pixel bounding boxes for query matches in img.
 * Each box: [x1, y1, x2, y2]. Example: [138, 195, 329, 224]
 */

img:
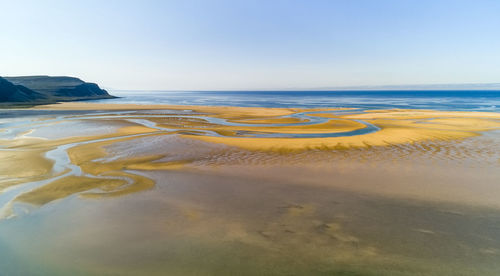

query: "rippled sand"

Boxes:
[1, 103, 500, 275]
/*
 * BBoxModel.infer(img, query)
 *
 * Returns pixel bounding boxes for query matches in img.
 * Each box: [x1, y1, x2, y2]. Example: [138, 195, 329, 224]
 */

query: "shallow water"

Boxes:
[1, 166, 500, 275]
[1, 92, 500, 275]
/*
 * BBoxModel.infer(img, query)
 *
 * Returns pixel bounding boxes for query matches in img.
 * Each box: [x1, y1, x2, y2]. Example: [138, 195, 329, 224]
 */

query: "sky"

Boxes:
[1, 0, 500, 90]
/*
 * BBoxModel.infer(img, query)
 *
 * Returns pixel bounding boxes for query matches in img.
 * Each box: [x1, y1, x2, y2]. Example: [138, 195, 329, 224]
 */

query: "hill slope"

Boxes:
[0, 77, 48, 102]
[1, 75, 115, 105]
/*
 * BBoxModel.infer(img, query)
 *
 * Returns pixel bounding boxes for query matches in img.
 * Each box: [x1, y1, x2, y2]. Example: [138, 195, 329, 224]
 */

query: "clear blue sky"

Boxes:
[1, 0, 499, 90]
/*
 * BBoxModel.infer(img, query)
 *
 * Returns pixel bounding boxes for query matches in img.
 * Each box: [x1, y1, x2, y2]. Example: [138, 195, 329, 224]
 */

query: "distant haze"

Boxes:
[306, 83, 500, 91]
[1, 0, 500, 90]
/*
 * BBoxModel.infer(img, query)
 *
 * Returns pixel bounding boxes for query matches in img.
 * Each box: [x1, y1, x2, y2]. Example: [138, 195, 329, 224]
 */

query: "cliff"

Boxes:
[0, 75, 115, 105]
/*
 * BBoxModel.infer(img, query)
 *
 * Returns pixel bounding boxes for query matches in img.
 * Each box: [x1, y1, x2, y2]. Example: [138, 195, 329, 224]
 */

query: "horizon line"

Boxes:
[107, 82, 500, 92]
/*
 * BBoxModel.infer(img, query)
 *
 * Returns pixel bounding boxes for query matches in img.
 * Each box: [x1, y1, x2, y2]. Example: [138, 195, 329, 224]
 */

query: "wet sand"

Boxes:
[1, 102, 500, 275]
[31, 102, 500, 150]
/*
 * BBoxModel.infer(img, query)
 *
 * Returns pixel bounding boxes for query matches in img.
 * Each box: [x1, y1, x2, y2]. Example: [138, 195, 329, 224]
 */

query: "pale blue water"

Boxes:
[93, 90, 500, 112]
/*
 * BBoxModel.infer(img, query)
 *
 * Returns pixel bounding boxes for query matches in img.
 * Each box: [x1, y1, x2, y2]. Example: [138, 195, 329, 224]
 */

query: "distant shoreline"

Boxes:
[0, 97, 119, 109]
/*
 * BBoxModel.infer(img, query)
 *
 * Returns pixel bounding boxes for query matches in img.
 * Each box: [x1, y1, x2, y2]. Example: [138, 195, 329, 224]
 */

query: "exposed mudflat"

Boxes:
[1, 103, 500, 275]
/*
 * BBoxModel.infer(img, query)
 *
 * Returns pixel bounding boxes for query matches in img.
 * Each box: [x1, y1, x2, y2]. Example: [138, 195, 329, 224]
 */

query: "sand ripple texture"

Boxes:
[1, 103, 500, 218]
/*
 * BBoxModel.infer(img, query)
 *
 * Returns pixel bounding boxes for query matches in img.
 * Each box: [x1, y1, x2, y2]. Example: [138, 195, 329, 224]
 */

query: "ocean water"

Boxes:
[94, 90, 500, 111]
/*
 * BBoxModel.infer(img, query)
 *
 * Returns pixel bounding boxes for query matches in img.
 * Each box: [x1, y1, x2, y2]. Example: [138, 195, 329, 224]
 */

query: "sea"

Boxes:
[93, 90, 500, 112]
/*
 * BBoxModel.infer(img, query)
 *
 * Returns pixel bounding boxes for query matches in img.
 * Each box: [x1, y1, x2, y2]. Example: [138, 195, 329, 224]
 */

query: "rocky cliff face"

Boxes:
[1, 75, 114, 104]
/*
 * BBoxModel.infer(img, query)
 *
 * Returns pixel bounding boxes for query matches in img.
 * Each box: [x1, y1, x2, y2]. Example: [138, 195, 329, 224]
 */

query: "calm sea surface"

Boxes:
[94, 90, 500, 111]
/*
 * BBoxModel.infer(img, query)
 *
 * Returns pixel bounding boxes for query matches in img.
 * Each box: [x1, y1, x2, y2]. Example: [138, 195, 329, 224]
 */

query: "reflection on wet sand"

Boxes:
[2, 170, 500, 275]
[1, 102, 500, 275]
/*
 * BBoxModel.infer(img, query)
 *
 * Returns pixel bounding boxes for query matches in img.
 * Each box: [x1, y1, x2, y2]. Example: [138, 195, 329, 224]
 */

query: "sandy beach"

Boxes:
[31, 102, 500, 150]
[1, 102, 500, 275]
[1, 102, 498, 204]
